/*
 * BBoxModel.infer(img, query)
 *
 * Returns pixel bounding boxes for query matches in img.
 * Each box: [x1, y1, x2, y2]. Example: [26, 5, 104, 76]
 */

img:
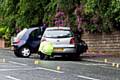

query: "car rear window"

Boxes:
[44, 29, 73, 38]
[16, 28, 27, 39]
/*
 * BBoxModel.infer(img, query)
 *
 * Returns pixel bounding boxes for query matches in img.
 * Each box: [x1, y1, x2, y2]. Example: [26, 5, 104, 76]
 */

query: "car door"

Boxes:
[27, 29, 41, 49]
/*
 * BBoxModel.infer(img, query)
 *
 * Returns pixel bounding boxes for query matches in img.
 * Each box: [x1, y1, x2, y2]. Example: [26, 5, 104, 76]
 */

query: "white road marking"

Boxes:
[85, 63, 106, 66]
[37, 67, 64, 74]
[9, 61, 27, 66]
[0, 67, 64, 73]
[69, 61, 106, 66]
[6, 76, 21, 80]
[0, 67, 40, 71]
[77, 75, 100, 80]
[0, 69, 19, 71]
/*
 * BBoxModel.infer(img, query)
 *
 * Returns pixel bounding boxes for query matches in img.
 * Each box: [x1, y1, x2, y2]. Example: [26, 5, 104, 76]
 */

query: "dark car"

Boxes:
[12, 27, 42, 58]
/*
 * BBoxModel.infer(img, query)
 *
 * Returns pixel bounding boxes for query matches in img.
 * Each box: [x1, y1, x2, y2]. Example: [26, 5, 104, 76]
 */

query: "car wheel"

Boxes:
[79, 40, 88, 53]
[19, 47, 31, 58]
[14, 51, 21, 57]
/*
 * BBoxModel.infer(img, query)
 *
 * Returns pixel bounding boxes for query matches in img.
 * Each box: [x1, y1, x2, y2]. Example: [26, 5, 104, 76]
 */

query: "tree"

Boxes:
[0, 0, 50, 39]
[0, 0, 120, 41]
[43, 0, 58, 26]
[0, 0, 19, 39]
[81, 0, 120, 33]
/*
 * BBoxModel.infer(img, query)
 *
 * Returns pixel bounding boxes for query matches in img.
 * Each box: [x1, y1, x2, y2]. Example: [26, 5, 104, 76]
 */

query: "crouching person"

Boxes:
[38, 41, 53, 60]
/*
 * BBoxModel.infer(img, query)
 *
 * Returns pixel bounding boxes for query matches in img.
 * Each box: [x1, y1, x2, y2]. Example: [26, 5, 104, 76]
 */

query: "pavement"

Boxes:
[81, 52, 120, 65]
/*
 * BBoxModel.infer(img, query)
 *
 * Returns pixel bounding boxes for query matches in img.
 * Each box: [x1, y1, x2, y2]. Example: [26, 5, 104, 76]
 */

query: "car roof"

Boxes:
[21, 27, 39, 35]
[46, 27, 70, 30]
[27, 27, 39, 31]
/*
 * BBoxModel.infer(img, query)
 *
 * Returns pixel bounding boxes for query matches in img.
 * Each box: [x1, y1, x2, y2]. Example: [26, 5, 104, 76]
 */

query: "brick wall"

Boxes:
[82, 31, 120, 56]
[0, 38, 5, 48]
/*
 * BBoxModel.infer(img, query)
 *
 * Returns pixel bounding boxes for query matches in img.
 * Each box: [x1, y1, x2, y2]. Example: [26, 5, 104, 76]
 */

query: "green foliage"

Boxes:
[82, 0, 120, 33]
[0, 0, 49, 40]
[16, 0, 47, 28]
[84, 24, 97, 32]
[84, 0, 97, 14]
[110, 0, 120, 30]
[58, 0, 74, 13]
[69, 14, 77, 28]
[57, 0, 80, 25]
[0, 26, 6, 38]
[43, 0, 58, 26]
[0, 0, 120, 42]
[0, 0, 17, 39]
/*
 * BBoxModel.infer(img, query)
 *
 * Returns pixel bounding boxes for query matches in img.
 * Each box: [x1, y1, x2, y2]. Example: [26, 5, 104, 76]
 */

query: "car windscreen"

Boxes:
[16, 28, 27, 39]
[44, 29, 73, 38]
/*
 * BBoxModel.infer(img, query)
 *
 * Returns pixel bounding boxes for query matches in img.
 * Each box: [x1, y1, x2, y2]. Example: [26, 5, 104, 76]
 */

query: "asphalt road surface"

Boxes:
[0, 49, 120, 80]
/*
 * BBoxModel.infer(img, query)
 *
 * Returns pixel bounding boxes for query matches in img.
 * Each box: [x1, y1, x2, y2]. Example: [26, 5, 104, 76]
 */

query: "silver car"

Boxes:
[39, 27, 87, 59]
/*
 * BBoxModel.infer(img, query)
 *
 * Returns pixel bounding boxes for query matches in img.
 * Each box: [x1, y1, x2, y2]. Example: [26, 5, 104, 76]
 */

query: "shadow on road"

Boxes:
[30, 54, 83, 62]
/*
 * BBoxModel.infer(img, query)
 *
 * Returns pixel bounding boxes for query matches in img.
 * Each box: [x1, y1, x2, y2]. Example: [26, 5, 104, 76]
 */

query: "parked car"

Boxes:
[39, 27, 88, 59]
[12, 27, 42, 58]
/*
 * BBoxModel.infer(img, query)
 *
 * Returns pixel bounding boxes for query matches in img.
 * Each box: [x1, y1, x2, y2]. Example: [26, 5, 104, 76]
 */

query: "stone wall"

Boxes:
[82, 31, 120, 56]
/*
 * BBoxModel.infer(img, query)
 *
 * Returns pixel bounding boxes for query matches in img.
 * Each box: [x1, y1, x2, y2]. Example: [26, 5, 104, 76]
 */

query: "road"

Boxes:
[0, 49, 120, 80]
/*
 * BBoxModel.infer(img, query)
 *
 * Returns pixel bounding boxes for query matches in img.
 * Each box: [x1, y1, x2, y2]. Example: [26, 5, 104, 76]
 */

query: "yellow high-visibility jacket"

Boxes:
[39, 41, 53, 56]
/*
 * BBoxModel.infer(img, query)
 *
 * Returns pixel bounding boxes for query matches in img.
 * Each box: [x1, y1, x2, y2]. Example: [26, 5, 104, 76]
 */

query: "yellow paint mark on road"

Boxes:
[57, 66, 61, 71]
[3, 59, 5, 63]
[116, 64, 119, 68]
[104, 59, 108, 63]
[111, 63, 120, 69]
[112, 63, 116, 67]
[0, 59, 6, 63]
[54, 78, 60, 80]
[34, 60, 41, 64]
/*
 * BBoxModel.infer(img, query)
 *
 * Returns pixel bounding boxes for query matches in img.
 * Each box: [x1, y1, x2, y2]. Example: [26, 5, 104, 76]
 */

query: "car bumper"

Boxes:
[53, 44, 76, 54]
[12, 45, 19, 51]
[53, 47, 76, 53]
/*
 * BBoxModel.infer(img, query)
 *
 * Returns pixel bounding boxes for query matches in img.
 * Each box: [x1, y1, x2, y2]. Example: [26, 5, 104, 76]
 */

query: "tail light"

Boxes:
[70, 37, 75, 44]
[14, 39, 20, 44]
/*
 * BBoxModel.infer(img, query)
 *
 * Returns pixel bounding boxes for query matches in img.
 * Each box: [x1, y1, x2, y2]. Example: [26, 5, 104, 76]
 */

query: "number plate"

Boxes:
[54, 48, 63, 52]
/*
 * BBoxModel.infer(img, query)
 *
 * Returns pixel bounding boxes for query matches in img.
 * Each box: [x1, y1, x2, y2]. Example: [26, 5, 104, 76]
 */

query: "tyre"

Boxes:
[14, 51, 21, 57]
[76, 40, 88, 54]
[19, 47, 31, 58]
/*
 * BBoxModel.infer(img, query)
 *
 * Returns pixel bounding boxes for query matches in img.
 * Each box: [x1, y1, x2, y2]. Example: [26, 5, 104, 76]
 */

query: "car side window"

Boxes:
[29, 29, 41, 40]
